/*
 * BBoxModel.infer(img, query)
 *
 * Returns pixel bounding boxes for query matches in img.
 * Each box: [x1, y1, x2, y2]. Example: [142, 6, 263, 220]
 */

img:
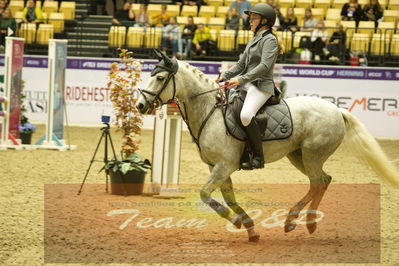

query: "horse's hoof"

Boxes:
[307, 222, 317, 234]
[284, 223, 296, 233]
[248, 234, 260, 242]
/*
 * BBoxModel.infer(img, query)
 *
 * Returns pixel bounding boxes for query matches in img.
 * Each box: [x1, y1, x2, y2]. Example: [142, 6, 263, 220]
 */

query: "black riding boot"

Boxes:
[241, 118, 265, 169]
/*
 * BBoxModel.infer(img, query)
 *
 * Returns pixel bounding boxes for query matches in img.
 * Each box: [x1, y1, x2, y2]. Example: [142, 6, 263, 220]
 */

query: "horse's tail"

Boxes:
[340, 108, 399, 187]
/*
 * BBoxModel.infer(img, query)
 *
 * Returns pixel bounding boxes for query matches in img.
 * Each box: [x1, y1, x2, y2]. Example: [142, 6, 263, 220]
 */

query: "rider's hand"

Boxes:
[215, 76, 225, 83]
[226, 78, 240, 88]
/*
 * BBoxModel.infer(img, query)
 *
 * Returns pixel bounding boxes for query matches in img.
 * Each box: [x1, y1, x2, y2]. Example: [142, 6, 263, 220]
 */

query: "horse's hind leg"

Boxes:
[306, 171, 332, 234]
[221, 177, 260, 242]
[284, 149, 316, 232]
[287, 149, 306, 175]
[299, 150, 333, 234]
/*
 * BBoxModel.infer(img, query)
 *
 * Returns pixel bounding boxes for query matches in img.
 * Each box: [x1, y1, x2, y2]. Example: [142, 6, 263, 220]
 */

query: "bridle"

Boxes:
[138, 64, 177, 108]
[138, 63, 224, 152]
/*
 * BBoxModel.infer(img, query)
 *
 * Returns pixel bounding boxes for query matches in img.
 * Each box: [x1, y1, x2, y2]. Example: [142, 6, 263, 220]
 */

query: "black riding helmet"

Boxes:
[244, 3, 276, 33]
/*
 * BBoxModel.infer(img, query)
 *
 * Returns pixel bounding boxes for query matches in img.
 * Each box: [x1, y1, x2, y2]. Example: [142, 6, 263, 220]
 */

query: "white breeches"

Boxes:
[240, 83, 272, 127]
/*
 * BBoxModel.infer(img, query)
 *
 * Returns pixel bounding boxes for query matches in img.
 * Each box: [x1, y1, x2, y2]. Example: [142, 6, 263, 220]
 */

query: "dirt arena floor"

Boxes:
[1, 125, 399, 265]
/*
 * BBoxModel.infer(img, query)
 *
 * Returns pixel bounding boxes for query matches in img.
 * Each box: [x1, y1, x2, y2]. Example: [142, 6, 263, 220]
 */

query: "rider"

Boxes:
[217, 3, 284, 169]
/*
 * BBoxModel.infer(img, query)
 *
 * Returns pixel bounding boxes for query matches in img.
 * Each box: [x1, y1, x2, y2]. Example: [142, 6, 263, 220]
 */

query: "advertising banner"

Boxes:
[281, 65, 399, 137]
[0, 56, 398, 137]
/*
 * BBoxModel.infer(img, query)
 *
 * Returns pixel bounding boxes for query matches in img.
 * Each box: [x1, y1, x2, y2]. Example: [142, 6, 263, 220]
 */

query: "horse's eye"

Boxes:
[157, 76, 165, 81]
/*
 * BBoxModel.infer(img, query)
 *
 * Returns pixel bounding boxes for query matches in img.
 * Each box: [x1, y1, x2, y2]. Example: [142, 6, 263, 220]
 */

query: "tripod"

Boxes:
[77, 123, 118, 195]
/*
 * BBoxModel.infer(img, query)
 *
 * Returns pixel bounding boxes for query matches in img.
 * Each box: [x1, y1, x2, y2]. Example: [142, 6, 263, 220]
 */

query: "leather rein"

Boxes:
[139, 64, 222, 152]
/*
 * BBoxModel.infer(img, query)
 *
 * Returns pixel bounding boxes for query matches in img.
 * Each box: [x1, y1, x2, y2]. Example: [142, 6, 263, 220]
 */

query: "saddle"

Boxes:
[220, 85, 293, 169]
[221, 85, 293, 142]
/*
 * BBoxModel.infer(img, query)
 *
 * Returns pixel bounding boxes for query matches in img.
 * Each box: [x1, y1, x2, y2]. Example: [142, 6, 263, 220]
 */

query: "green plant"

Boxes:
[105, 49, 150, 174]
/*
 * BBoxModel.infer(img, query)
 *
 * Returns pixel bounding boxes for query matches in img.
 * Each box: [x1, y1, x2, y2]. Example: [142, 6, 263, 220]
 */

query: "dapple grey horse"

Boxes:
[136, 52, 399, 242]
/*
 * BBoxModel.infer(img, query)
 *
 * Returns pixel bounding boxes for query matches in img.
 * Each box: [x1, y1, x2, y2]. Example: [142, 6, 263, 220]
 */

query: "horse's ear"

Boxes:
[153, 49, 163, 61]
[160, 50, 173, 67]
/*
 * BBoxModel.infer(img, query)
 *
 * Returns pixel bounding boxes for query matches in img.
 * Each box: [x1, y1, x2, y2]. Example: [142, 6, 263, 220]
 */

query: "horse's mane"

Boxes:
[180, 61, 218, 89]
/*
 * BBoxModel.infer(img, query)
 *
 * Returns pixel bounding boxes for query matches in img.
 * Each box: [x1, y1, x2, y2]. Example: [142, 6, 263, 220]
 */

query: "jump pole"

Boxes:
[35, 39, 76, 151]
[148, 104, 183, 198]
[0, 37, 24, 150]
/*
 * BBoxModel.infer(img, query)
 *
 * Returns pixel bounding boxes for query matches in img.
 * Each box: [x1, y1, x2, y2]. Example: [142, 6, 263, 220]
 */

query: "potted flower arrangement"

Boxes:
[19, 84, 36, 144]
[19, 116, 36, 144]
[105, 49, 151, 195]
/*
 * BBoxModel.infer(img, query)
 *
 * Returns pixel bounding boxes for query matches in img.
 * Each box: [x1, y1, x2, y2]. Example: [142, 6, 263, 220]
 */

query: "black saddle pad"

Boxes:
[223, 89, 293, 142]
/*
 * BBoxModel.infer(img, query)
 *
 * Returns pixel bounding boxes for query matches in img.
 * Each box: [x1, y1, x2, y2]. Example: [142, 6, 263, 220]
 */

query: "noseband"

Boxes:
[139, 64, 177, 108]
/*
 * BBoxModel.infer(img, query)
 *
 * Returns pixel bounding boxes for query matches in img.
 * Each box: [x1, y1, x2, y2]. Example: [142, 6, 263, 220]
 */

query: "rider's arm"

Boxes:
[236, 37, 278, 85]
[221, 51, 247, 80]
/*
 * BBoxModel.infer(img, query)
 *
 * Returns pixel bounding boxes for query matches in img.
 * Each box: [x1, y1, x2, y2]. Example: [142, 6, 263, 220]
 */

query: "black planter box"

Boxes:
[109, 169, 146, 195]
[20, 132, 33, 144]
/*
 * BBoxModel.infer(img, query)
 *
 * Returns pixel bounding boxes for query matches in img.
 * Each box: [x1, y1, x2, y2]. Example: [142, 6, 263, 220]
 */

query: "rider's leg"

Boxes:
[240, 84, 272, 169]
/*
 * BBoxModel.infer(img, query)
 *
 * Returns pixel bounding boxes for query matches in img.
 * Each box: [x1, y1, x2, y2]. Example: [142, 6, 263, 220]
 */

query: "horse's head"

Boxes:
[136, 49, 179, 114]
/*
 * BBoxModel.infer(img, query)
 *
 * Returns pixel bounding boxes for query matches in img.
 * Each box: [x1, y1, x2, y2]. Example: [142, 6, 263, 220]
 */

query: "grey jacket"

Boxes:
[221, 30, 278, 95]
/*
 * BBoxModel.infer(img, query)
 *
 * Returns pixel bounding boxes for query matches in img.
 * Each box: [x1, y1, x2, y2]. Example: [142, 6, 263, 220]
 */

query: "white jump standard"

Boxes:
[151, 104, 182, 194]
[35, 39, 76, 151]
[0, 37, 24, 150]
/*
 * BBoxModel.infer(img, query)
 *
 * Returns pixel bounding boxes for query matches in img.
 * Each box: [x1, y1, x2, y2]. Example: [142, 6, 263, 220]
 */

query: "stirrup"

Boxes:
[240, 154, 264, 170]
[251, 156, 265, 169]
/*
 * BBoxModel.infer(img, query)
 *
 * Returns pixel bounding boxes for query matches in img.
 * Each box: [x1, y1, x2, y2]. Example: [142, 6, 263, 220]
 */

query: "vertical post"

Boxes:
[151, 105, 182, 187]
[48, 39, 67, 143]
[46, 55, 54, 144]
[0, 75, 5, 150]
[151, 105, 167, 185]
[0, 37, 24, 148]
[167, 118, 182, 185]
[36, 39, 75, 150]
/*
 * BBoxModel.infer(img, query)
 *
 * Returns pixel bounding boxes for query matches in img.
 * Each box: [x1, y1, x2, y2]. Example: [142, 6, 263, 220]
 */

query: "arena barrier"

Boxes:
[0, 37, 24, 150]
[35, 39, 76, 151]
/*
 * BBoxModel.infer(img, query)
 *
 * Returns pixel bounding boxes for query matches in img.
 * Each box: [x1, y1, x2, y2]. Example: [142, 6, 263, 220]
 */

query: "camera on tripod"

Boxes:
[77, 113, 117, 195]
[101, 115, 110, 124]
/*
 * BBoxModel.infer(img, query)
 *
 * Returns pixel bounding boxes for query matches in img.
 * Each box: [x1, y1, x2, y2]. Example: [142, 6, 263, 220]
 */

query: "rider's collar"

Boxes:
[261, 29, 272, 37]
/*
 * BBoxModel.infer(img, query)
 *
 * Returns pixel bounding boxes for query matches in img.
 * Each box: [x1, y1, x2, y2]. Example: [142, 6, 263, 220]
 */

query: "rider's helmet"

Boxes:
[244, 3, 276, 28]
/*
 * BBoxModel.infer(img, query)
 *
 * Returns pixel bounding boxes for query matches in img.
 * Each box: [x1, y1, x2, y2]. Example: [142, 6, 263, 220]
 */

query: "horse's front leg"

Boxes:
[200, 164, 244, 238]
[221, 177, 260, 242]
